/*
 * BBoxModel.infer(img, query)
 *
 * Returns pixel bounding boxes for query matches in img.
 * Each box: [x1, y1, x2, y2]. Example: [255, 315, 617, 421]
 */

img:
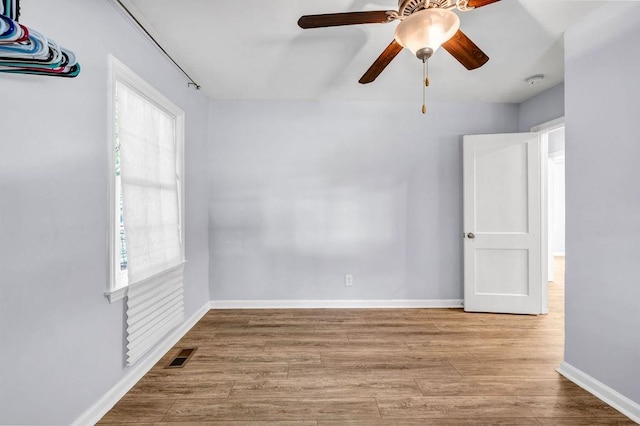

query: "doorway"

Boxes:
[462, 121, 565, 315]
[533, 118, 566, 313]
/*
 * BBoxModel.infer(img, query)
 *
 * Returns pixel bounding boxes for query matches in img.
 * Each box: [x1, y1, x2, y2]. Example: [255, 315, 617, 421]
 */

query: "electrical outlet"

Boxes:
[345, 274, 353, 286]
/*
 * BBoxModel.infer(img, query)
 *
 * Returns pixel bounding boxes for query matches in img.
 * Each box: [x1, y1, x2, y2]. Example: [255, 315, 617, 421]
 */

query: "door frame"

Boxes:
[531, 116, 565, 315]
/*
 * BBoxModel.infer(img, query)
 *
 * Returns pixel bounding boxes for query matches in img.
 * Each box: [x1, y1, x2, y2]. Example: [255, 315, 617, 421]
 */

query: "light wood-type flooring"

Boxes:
[99, 257, 636, 424]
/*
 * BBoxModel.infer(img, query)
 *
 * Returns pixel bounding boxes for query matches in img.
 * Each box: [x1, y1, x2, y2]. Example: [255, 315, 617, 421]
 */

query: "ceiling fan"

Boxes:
[297, 0, 500, 85]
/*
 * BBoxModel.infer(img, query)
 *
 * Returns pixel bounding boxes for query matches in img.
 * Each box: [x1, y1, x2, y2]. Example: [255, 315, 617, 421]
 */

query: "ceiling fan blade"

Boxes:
[298, 11, 393, 29]
[467, 0, 501, 8]
[359, 40, 404, 84]
[442, 30, 489, 70]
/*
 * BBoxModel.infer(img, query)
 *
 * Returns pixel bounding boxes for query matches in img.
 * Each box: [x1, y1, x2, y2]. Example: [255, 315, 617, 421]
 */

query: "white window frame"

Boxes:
[105, 54, 185, 303]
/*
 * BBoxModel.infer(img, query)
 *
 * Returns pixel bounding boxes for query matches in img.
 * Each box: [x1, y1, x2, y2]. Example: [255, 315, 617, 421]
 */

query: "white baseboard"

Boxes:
[557, 361, 640, 423]
[209, 299, 464, 309]
[72, 302, 210, 426]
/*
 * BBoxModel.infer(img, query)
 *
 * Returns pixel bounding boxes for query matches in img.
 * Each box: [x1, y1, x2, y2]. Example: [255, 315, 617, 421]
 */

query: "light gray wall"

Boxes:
[0, 1, 210, 424]
[208, 100, 518, 301]
[518, 83, 565, 132]
[564, 2, 640, 405]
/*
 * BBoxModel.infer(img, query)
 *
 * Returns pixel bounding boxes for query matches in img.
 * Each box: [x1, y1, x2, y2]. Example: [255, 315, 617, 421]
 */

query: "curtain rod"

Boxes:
[115, 0, 201, 90]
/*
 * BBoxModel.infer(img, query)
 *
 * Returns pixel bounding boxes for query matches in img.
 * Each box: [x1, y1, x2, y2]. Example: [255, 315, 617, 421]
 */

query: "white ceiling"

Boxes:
[122, 0, 604, 103]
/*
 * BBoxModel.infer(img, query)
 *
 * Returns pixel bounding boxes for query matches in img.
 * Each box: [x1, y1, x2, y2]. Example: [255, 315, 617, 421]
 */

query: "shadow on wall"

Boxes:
[211, 180, 406, 256]
[208, 179, 409, 300]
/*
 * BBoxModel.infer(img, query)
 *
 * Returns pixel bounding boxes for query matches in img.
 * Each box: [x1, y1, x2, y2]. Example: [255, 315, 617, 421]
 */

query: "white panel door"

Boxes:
[463, 133, 542, 314]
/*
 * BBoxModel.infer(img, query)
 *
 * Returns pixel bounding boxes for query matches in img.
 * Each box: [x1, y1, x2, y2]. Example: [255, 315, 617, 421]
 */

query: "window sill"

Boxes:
[105, 286, 128, 303]
[105, 260, 186, 303]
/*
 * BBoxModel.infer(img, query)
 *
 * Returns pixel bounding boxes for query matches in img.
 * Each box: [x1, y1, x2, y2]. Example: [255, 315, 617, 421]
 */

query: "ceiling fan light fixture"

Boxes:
[394, 9, 460, 60]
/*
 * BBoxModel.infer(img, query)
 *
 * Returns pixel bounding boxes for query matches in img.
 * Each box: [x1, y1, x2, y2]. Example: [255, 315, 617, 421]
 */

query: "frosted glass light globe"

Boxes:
[394, 9, 460, 60]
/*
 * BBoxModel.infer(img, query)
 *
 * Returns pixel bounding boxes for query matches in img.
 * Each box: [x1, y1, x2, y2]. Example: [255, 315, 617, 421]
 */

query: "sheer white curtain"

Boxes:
[117, 81, 184, 365]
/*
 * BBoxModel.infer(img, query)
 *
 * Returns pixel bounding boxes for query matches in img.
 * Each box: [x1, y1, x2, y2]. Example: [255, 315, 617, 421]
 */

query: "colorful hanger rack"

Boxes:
[0, 0, 80, 77]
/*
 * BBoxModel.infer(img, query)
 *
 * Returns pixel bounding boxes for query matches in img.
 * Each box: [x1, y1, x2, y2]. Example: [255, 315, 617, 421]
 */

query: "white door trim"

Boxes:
[531, 116, 565, 133]
[540, 132, 549, 314]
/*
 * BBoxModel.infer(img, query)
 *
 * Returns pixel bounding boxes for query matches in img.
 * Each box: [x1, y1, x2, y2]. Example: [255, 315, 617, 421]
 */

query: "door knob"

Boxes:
[467, 232, 475, 239]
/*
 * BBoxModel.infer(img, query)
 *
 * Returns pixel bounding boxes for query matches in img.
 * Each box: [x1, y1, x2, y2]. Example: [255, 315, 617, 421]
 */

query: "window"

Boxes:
[106, 55, 185, 303]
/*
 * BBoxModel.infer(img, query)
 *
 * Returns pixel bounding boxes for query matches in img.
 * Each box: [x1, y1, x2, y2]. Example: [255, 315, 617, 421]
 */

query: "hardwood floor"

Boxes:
[99, 257, 636, 425]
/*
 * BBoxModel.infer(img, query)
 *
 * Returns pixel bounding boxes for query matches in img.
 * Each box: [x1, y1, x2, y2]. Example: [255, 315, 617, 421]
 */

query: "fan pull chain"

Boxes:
[422, 58, 430, 114]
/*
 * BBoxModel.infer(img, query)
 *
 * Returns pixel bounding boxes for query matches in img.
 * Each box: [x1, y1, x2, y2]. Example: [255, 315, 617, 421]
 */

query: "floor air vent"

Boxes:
[166, 348, 196, 368]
